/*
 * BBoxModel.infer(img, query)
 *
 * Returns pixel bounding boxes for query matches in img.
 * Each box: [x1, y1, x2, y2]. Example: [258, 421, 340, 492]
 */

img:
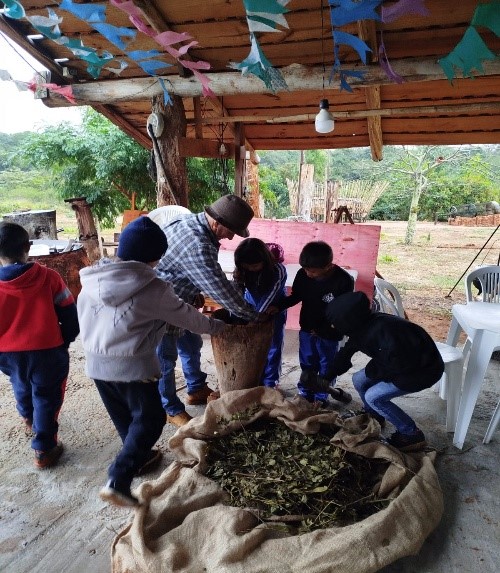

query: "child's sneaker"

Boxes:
[329, 387, 353, 404]
[99, 480, 140, 508]
[135, 449, 162, 477]
[34, 442, 64, 469]
[387, 430, 427, 452]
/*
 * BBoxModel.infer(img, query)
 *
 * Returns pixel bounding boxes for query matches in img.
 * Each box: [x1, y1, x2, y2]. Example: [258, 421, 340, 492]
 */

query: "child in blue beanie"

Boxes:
[77, 216, 226, 508]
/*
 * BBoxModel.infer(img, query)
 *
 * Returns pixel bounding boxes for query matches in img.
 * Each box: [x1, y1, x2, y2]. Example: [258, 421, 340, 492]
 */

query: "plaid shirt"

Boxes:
[156, 212, 259, 334]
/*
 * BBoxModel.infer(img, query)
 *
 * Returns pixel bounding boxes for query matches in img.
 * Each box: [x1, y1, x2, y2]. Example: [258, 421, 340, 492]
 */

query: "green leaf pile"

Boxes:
[205, 418, 389, 533]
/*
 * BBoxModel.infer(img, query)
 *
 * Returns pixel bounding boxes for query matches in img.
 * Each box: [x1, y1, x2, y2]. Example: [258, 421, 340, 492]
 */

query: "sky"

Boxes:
[0, 32, 82, 133]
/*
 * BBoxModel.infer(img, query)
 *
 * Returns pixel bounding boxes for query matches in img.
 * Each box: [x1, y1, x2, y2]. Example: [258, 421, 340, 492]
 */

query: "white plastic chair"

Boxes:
[465, 265, 500, 303]
[447, 303, 500, 447]
[373, 277, 405, 317]
[483, 399, 500, 444]
[373, 277, 465, 430]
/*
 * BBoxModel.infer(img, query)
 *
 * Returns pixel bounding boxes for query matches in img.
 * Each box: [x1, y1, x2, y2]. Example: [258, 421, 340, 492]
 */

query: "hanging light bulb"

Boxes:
[315, 99, 335, 133]
[315, 1, 334, 134]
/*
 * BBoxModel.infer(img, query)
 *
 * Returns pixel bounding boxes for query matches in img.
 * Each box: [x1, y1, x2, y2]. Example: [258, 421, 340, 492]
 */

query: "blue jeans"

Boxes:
[297, 331, 338, 402]
[0, 347, 69, 452]
[157, 332, 208, 416]
[94, 379, 165, 487]
[262, 311, 287, 388]
[352, 368, 419, 434]
[177, 331, 208, 389]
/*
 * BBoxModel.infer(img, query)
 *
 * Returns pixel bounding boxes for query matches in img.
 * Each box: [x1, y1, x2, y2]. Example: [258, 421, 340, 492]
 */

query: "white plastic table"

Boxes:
[446, 302, 500, 448]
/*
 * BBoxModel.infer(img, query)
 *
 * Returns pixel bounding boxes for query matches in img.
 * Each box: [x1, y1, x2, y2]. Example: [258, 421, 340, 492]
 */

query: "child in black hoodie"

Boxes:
[324, 291, 444, 452]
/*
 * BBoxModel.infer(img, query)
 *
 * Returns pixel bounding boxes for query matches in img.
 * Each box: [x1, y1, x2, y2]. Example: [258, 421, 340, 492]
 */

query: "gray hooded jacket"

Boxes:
[77, 259, 224, 382]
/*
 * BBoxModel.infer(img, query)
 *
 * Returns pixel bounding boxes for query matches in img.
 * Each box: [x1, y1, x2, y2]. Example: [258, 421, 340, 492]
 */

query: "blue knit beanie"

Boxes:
[117, 216, 167, 263]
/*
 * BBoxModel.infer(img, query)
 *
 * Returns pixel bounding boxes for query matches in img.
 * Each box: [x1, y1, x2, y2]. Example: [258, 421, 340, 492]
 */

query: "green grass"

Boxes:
[0, 169, 80, 238]
[379, 254, 398, 264]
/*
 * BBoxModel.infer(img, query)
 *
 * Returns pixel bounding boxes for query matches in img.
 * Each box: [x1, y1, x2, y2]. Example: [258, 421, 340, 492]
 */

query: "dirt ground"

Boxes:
[1, 220, 499, 572]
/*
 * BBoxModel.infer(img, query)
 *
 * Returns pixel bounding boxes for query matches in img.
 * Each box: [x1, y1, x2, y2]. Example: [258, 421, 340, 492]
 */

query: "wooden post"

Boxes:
[152, 95, 188, 207]
[246, 160, 261, 217]
[234, 122, 245, 198]
[64, 197, 102, 263]
[297, 164, 314, 221]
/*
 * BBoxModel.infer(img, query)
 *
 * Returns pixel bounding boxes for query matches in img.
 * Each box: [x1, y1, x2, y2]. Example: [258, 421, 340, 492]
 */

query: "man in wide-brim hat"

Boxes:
[155, 194, 263, 427]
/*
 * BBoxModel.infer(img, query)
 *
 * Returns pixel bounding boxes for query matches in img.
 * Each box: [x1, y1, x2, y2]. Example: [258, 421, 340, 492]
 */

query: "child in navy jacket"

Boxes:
[325, 291, 444, 452]
[0, 222, 79, 469]
[274, 241, 354, 404]
[233, 238, 287, 388]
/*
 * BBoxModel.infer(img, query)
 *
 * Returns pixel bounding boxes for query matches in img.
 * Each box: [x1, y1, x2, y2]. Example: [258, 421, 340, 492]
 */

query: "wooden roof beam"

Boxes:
[184, 102, 500, 123]
[40, 58, 500, 103]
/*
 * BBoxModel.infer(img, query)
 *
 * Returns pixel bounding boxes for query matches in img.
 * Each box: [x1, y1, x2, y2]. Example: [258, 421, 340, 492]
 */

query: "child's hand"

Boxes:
[192, 293, 205, 309]
[233, 268, 244, 283]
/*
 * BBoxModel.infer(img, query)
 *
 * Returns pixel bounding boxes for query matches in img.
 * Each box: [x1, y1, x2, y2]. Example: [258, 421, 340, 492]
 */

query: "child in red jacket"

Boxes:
[0, 222, 79, 468]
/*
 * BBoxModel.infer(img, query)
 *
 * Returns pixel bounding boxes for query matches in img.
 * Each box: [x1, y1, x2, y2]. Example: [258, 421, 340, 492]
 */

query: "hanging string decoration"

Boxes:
[327, 0, 431, 91]
[230, 0, 290, 92]
[438, 0, 500, 82]
[111, 0, 214, 98]
[1, 0, 213, 105]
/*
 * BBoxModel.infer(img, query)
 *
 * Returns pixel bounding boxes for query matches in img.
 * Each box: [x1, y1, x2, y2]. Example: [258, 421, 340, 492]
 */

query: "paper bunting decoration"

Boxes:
[378, 39, 404, 84]
[28, 9, 63, 40]
[111, 0, 214, 99]
[27, 79, 76, 104]
[243, 0, 290, 33]
[3, 0, 212, 103]
[58, 0, 106, 23]
[439, 27, 497, 81]
[439, 0, 499, 82]
[381, 0, 429, 24]
[0, 69, 13, 81]
[2, 0, 25, 19]
[0, 67, 75, 102]
[328, 0, 384, 91]
[471, 0, 500, 37]
[329, 0, 381, 27]
[231, 0, 290, 92]
[328, 0, 431, 90]
[3, 1, 126, 79]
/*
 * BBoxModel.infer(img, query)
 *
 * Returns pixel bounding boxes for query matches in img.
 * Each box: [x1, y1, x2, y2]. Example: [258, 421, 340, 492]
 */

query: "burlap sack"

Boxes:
[112, 387, 443, 573]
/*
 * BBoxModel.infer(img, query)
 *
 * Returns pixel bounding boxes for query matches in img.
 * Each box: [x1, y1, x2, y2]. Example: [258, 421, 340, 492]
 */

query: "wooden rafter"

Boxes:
[41, 58, 500, 103]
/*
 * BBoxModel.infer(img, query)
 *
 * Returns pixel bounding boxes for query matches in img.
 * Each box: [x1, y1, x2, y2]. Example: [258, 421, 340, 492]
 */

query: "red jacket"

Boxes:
[0, 262, 77, 351]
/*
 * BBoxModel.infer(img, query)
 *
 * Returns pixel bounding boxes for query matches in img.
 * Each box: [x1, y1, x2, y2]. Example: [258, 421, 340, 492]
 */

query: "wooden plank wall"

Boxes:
[221, 219, 381, 330]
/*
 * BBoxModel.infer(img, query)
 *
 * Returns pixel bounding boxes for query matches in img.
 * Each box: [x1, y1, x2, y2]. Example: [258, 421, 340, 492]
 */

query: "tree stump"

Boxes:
[64, 197, 102, 263]
[28, 247, 90, 300]
[210, 310, 273, 393]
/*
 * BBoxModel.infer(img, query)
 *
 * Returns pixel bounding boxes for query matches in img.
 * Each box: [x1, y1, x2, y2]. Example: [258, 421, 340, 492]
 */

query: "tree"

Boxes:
[21, 109, 156, 228]
[380, 146, 465, 244]
[185, 157, 234, 213]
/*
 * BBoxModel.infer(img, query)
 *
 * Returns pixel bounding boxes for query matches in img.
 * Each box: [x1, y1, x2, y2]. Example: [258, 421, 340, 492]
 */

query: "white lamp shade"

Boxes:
[315, 108, 335, 133]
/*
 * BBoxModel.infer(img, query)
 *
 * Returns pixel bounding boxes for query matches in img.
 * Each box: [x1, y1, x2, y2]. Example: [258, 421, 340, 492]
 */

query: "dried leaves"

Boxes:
[205, 418, 389, 533]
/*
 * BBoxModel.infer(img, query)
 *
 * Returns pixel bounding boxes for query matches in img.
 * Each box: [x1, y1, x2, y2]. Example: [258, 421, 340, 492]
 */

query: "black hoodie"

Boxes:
[325, 291, 444, 392]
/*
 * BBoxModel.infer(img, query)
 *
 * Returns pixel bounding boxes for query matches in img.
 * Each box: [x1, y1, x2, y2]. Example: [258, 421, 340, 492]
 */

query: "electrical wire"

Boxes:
[0, 31, 41, 77]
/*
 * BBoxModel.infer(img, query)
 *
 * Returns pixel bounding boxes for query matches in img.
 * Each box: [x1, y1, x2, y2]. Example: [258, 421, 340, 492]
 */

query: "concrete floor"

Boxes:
[0, 331, 499, 573]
